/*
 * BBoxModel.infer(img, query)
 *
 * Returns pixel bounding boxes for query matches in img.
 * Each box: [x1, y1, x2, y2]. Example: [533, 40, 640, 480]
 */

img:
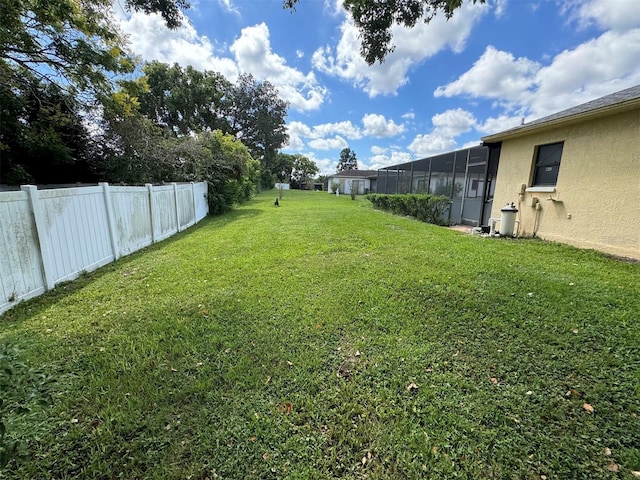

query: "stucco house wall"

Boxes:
[490, 108, 639, 259]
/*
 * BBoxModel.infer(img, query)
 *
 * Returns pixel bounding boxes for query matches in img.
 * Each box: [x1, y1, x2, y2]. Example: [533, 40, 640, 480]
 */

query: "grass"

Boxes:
[1, 189, 639, 479]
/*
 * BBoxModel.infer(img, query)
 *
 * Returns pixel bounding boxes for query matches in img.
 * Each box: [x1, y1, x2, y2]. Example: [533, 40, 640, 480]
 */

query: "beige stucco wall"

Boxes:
[492, 108, 640, 259]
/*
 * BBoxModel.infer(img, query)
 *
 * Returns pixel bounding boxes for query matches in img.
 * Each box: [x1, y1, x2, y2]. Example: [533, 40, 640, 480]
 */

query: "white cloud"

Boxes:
[113, 8, 328, 113]
[218, 0, 239, 15]
[310, 121, 363, 140]
[302, 151, 337, 176]
[115, 10, 239, 78]
[308, 136, 349, 150]
[531, 29, 640, 116]
[435, 27, 640, 120]
[367, 151, 414, 171]
[286, 120, 360, 153]
[296, 50, 304, 58]
[567, 0, 640, 31]
[494, 0, 508, 18]
[408, 108, 477, 158]
[408, 134, 458, 158]
[370, 145, 387, 155]
[230, 23, 327, 111]
[312, 2, 489, 96]
[434, 46, 539, 103]
[401, 112, 415, 120]
[362, 114, 405, 137]
[475, 115, 523, 135]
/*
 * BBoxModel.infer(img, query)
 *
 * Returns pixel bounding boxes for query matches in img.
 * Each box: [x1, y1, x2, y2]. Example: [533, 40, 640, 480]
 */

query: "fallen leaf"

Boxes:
[540, 476, 547, 480]
[583, 403, 594, 413]
[361, 456, 367, 465]
[263, 453, 270, 461]
[604, 447, 611, 456]
[170, 367, 178, 372]
[490, 377, 498, 385]
[407, 382, 419, 393]
[196, 362, 204, 367]
[286, 360, 293, 366]
[265, 376, 271, 384]
[249, 436, 256, 442]
[355, 350, 361, 357]
[284, 402, 292, 414]
[432, 446, 438, 454]
[607, 463, 619, 472]
[224, 348, 231, 354]
[572, 329, 579, 334]
[630, 471, 640, 478]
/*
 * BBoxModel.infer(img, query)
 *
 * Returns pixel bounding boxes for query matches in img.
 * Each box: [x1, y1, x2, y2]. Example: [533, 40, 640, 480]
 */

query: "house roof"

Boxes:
[482, 84, 640, 143]
[329, 170, 378, 179]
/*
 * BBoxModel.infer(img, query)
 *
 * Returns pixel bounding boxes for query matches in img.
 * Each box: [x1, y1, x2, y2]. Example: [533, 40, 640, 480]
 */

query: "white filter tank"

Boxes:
[500, 203, 518, 237]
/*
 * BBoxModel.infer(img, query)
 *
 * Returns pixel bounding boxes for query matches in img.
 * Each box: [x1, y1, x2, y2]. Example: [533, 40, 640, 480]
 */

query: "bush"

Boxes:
[366, 193, 450, 225]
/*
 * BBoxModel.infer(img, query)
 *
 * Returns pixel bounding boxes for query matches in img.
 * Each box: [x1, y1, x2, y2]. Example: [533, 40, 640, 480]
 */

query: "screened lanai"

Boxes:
[376, 145, 499, 226]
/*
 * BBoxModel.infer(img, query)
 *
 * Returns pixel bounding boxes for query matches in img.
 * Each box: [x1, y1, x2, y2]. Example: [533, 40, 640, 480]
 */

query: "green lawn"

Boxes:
[1, 190, 639, 479]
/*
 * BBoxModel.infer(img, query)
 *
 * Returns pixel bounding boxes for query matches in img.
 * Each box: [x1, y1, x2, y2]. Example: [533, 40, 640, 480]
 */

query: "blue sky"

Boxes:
[113, 0, 640, 175]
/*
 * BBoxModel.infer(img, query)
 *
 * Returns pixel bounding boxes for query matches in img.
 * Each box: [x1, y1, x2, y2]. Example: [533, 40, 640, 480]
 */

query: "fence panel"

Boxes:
[194, 182, 208, 221]
[110, 186, 154, 255]
[0, 182, 207, 315]
[39, 186, 114, 284]
[177, 184, 195, 230]
[152, 185, 178, 242]
[0, 191, 45, 312]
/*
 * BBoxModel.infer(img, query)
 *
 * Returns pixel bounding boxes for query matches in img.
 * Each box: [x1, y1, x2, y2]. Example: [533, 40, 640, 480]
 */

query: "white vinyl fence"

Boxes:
[0, 182, 208, 315]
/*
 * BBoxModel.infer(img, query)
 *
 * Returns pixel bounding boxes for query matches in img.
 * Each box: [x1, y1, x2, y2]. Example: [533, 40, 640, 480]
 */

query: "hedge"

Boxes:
[366, 193, 451, 226]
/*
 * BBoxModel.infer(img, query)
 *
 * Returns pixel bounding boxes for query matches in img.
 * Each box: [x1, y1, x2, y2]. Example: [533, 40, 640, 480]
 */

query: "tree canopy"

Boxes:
[284, 0, 481, 64]
[337, 148, 358, 172]
[291, 155, 319, 188]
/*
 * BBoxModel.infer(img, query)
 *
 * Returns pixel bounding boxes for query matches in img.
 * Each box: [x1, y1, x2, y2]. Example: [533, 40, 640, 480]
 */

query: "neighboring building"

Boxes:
[482, 85, 640, 260]
[327, 170, 378, 195]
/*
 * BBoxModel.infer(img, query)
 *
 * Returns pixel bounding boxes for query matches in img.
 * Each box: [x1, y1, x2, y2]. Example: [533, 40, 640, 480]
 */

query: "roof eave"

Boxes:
[481, 98, 640, 143]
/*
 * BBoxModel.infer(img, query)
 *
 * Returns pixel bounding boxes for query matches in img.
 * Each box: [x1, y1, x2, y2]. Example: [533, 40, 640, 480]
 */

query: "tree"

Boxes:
[291, 155, 319, 189]
[337, 148, 358, 172]
[273, 153, 296, 182]
[137, 62, 232, 137]
[199, 130, 260, 214]
[283, 0, 481, 65]
[226, 74, 289, 189]
[0, 73, 94, 185]
[90, 95, 179, 184]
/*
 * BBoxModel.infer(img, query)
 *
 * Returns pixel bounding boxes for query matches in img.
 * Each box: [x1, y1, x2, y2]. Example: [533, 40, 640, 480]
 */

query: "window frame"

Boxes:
[531, 141, 564, 187]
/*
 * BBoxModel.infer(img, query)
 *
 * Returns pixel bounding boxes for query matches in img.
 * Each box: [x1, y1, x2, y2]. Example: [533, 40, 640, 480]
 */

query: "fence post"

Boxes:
[146, 184, 157, 242]
[100, 182, 120, 260]
[21, 185, 56, 290]
[172, 183, 181, 232]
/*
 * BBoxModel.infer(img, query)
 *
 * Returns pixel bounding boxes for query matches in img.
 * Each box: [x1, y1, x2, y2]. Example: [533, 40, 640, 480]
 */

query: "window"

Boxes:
[533, 142, 563, 186]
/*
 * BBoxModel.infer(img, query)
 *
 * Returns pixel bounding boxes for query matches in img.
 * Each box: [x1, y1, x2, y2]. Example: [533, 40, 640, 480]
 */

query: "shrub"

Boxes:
[366, 193, 450, 225]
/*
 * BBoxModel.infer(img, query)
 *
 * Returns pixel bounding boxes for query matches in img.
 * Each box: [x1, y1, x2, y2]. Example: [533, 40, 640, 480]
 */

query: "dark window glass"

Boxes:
[533, 142, 563, 186]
